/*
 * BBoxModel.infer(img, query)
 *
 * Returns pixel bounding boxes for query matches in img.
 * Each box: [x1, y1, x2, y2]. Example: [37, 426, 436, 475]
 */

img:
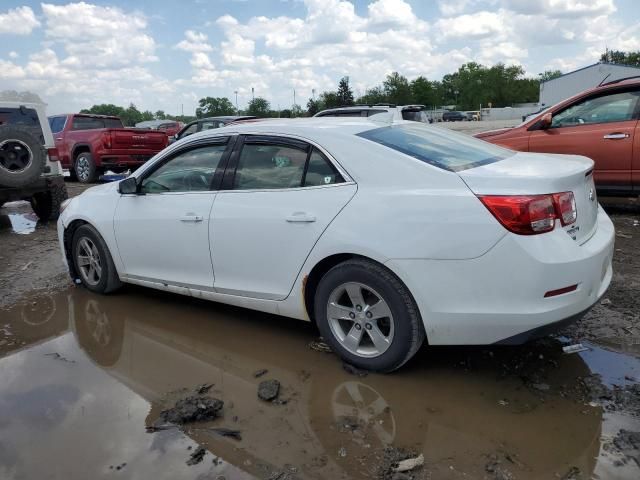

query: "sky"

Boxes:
[0, 0, 638, 116]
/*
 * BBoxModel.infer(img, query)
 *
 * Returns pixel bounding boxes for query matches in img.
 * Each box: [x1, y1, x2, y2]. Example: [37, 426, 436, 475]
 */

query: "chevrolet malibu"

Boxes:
[57, 119, 614, 372]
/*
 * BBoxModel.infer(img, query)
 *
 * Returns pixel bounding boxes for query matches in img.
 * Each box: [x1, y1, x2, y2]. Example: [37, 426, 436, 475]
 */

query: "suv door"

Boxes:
[529, 89, 640, 192]
[113, 138, 231, 288]
[210, 135, 357, 300]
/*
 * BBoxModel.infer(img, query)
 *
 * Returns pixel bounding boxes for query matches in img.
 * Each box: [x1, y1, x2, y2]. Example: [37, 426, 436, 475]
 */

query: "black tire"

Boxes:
[74, 152, 97, 183]
[0, 125, 46, 188]
[30, 181, 68, 221]
[72, 224, 122, 294]
[314, 259, 425, 372]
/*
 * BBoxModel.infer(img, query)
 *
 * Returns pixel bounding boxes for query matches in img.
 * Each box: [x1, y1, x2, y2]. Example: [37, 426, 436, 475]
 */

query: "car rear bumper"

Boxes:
[386, 205, 615, 345]
[96, 153, 158, 168]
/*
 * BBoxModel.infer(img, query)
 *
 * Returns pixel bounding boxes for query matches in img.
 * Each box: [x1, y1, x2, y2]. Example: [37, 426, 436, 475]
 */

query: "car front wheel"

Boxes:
[314, 259, 425, 372]
[72, 224, 122, 294]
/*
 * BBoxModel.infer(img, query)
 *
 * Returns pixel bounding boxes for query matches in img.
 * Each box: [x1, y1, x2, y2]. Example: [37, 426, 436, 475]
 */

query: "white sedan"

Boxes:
[57, 118, 614, 371]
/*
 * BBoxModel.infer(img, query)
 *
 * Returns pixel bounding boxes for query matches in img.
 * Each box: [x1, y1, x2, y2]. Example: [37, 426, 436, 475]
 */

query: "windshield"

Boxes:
[357, 123, 513, 171]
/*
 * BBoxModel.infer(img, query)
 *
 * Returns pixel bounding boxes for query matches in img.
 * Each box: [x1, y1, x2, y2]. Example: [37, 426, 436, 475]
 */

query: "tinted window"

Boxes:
[72, 117, 102, 130]
[200, 121, 218, 131]
[141, 144, 227, 193]
[179, 123, 198, 139]
[234, 143, 307, 190]
[48, 116, 66, 134]
[304, 148, 344, 187]
[401, 110, 428, 122]
[104, 118, 124, 128]
[552, 90, 640, 127]
[357, 123, 512, 172]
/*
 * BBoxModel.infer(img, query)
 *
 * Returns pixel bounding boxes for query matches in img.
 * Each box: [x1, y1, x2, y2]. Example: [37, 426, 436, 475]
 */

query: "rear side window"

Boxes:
[304, 148, 344, 186]
[234, 143, 308, 190]
[72, 117, 103, 130]
[49, 116, 66, 134]
[357, 123, 512, 172]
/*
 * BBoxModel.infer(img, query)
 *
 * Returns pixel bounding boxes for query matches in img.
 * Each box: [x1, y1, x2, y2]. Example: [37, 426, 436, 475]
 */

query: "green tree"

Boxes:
[318, 91, 340, 110]
[121, 103, 144, 126]
[356, 86, 387, 105]
[154, 110, 166, 119]
[81, 104, 126, 117]
[383, 72, 412, 105]
[538, 70, 563, 82]
[280, 109, 292, 118]
[291, 104, 304, 117]
[307, 98, 321, 115]
[337, 76, 354, 106]
[410, 76, 439, 107]
[247, 97, 271, 117]
[600, 49, 640, 67]
[196, 97, 236, 118]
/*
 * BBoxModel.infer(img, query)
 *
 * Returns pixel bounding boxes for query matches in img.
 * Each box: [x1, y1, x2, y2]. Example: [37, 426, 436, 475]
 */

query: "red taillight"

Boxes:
[47, 148, 60, 162]
[479, 192, 576, 235]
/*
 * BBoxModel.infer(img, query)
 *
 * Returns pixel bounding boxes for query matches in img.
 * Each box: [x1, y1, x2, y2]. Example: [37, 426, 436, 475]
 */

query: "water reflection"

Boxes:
[0, 287, 610, 479]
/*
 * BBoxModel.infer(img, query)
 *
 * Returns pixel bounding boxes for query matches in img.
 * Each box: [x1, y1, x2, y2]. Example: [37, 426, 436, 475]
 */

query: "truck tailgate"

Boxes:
[110, 129, 167, 150]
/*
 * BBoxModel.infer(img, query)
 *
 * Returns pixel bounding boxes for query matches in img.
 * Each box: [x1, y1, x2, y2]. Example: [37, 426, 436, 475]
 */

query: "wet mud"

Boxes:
[0, 286, 638, 479]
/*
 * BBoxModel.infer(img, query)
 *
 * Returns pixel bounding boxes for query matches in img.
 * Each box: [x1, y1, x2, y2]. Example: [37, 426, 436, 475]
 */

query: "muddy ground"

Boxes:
[1, 173, 639, 479]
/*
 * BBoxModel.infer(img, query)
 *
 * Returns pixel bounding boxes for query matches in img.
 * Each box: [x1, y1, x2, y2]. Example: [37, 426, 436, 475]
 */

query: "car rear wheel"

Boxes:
[314, 259, 425, 372]
[74, 152, 97, 183]
[72, 224, 122, 294]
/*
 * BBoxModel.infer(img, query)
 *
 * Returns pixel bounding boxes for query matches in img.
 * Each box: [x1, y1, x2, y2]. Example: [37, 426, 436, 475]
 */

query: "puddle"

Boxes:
[0, 212, 38, 234]
[0, 287, 638, 479]
[579, 342, 640, 387]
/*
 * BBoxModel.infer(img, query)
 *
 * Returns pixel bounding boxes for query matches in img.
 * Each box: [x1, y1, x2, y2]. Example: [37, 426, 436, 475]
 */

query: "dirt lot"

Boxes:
[1, 164, 639, 479]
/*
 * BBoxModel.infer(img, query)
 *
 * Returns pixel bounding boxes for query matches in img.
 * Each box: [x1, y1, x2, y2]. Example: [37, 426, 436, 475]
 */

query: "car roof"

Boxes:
[197, 115, 258, 122]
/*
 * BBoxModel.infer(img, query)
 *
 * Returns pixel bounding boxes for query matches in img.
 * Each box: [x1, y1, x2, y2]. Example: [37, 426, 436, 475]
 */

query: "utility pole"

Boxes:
[251, 87, 254, 101]
[234, 90, 238, 110]
[312, 88, 316, 100]
[293, 89, 296, 106]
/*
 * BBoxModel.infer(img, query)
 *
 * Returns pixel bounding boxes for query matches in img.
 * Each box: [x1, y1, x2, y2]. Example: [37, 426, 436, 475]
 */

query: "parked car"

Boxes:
[48, 114, 169, 183]
[315, 104, 434, 123]
[476, 77, 640, 195]
[135, 119, 183, 138]
[442, 110, 466, 122]
[466, 111, 481, 121]
[58, 118, 614, 372]
[0, 101, 67, 220]
[173, 116, 258, 142]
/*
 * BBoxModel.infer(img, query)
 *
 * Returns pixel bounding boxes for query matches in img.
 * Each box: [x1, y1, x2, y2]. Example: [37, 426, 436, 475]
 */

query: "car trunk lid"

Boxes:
[458, 151, 598, 243]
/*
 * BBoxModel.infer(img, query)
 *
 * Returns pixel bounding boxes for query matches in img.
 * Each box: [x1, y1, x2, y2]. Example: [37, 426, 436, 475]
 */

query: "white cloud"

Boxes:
[9, 51, 19, 59]
[501, 0, 615, 17]
[436, 11, 503, 39]
[0, 6, 40, 35]
[175, 30, 213, 53]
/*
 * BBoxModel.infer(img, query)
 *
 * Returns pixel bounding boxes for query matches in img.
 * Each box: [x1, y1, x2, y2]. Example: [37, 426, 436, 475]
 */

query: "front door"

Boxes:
[210, 136, 356, 300]
[529, 89, 640, 191]
[114, 140, 230, 288]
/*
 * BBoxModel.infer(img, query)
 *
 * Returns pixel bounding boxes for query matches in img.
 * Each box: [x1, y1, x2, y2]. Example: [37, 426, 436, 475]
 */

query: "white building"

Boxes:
[539, 62, 640, 106]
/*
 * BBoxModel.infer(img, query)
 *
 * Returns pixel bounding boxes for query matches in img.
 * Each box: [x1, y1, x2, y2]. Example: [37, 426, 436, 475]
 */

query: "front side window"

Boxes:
[552, 90, 640, 128]
[141, 143, 227, 193]
[234, 143, 308, 190]
[357, 123, 512, 172]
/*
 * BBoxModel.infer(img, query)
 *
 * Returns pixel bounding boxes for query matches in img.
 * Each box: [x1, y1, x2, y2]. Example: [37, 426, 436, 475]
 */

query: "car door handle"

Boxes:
[286, 212, 316, 223]
[180, 214, 203, 222]
[603, 133, 629, 139]
[56, 137, 63, 141]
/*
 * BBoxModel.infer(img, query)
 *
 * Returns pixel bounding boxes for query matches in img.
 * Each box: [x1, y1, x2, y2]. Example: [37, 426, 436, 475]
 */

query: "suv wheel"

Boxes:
[72, 224, 122, 294]
[314, 259, 425, 372]
[30, 181, 68, 221]
[0, 126, 46, 188]
[74, 152, 97, 183]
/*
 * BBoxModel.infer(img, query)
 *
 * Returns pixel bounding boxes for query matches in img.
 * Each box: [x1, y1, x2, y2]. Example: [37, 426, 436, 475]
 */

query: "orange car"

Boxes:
[476, 77, 640, 195]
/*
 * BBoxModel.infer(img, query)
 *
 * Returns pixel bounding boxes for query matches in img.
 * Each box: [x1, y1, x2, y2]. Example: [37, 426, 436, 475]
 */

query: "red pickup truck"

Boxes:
[47, 114, 168, 183]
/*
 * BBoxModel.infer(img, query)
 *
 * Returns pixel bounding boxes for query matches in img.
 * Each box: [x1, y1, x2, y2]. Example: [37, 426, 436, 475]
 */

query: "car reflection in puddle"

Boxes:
[0, 287, 638, 479]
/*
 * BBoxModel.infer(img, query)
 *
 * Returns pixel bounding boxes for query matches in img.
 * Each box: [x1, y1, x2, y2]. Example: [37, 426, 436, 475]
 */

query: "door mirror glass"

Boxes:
[118, 177, 138, 195]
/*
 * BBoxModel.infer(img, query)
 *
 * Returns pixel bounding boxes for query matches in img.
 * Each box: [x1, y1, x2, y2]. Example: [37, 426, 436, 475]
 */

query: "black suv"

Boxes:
[442, 111, 466, 122]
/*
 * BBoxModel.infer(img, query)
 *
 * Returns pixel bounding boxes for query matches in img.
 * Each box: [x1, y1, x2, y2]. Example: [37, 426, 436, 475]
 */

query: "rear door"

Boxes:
[210, 135, 356, 300]
[529, 89, 640, 192]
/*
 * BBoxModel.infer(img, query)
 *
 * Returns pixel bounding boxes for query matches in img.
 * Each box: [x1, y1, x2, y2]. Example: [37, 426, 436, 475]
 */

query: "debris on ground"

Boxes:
[257, 379, 280, 402]
[377, 447, 424, 480]
[194, 383, 213, 394]
[560, 466, 582, 479]
[253, 368, 268, 378]
[485, 453, 514, 480]
[186, 446, 207, 466]
[562, 343, 589, 354]
[612, 429, 640, 467]
[342, 362, 368, 377]
[393, 453, 424, 472]
[158, 396, 224, 424]
[208, 427, 242, 441]
[145, 423, 178, 433]
[44, 352, 75, 363]
[308, 339, 332, 353]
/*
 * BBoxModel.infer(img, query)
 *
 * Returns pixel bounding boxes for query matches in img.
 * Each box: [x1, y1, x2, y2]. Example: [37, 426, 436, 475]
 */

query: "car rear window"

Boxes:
[357, 123, 513, 172]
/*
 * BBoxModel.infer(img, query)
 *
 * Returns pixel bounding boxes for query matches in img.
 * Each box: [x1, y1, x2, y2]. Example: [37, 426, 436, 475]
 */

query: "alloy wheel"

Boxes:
[326, 282, 395, 358]
[76, 237, 102, 286]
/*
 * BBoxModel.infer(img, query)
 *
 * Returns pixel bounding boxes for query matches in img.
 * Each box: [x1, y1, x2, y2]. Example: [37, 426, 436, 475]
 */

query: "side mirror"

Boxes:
[118, 177, 138, 195]
[540, 112, 552, 129]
